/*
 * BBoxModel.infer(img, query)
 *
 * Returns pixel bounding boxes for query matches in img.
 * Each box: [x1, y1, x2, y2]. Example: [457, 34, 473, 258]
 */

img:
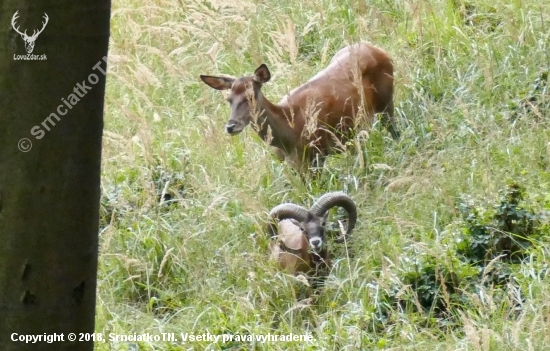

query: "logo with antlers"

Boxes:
[11, 11, 49, 54]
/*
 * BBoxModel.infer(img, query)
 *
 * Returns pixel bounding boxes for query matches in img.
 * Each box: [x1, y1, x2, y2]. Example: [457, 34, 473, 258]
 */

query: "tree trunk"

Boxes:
[0, 1, 111, 350]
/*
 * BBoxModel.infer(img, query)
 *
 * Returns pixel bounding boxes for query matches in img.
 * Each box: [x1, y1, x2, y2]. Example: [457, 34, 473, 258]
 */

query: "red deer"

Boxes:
[200, 42, 399, 173]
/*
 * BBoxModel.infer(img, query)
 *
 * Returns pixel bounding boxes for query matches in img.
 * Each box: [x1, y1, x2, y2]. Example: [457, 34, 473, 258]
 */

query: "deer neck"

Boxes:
[254, 95, 300, 151]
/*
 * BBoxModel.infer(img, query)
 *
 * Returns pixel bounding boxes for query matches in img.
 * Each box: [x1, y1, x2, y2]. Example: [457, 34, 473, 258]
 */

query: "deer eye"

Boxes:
[226, 97, 233, 103]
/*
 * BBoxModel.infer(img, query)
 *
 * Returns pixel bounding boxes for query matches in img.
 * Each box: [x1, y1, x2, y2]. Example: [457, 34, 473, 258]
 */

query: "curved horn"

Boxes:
[310, 191, 357, 237]
[267, 203, 309, 238]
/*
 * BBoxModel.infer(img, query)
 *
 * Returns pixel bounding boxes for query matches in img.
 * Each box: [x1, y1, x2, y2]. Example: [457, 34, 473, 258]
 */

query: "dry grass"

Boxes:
[96, 0, 550, 349]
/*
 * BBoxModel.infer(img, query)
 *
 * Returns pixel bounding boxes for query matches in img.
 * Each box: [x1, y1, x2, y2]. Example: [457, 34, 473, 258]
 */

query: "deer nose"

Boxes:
[310, 238, 322, 249]
[225, 123, 237, 134]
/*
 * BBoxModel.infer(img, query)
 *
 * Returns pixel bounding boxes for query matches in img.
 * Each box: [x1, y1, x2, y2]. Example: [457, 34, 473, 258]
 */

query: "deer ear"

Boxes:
[200, 75, 234, 90]
[322, 212, 329, 225]
[253, 64, 271, 83]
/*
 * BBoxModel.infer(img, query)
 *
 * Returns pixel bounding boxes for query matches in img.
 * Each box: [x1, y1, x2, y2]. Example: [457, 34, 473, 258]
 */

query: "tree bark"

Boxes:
[0, 1, 111, 350]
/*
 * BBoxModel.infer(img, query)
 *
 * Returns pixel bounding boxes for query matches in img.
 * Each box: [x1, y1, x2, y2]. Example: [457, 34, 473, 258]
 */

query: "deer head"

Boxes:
[200, 64, 271, 135]
[11, 11, 49, 54]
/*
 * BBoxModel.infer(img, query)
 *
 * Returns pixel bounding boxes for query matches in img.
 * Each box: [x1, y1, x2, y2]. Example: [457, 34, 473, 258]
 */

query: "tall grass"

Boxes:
[96, 0, 550, 349]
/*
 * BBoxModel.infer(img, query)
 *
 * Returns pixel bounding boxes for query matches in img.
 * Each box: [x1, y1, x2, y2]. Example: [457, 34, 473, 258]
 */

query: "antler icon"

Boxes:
[11, 11, 49, 54]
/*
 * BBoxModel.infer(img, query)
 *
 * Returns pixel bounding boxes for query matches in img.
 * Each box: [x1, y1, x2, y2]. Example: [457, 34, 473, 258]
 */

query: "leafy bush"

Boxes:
[375, 182, 546, 330]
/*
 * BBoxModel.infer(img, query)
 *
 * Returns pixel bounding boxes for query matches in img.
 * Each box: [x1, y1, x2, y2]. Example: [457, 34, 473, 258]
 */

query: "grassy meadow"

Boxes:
[96, 0, 550, 349]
